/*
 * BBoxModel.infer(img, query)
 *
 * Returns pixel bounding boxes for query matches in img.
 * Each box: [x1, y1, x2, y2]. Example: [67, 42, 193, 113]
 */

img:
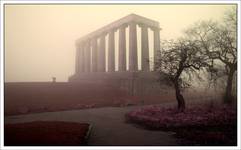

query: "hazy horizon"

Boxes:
[4, 4, 234, 82]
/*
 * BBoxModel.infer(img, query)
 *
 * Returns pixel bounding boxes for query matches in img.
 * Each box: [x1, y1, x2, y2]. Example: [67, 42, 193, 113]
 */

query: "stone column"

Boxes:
[84, 40, 91, 72]
[153, 27, 160, 68]
[98, 34, 106, 72]
[129, 22, 138, 71]
[80, 42, 85, 73]
[108, 30, 115, 72]
[140, 24, 150, 71]
[91, 38, 98, 72]
[75, 43, 80, 74]
[119, 25, 127, 71]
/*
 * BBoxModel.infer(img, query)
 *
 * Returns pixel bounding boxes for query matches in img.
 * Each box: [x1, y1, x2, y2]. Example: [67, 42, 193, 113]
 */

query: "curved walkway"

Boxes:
[5, 106, 179, 146]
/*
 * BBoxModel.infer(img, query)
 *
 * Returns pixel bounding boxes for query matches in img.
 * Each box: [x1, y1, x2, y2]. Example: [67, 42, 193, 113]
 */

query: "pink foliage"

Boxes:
[126, 105, 236, 129]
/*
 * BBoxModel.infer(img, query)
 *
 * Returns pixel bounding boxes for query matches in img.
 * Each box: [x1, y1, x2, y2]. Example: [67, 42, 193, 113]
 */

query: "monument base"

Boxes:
[68, 71, 169, 96]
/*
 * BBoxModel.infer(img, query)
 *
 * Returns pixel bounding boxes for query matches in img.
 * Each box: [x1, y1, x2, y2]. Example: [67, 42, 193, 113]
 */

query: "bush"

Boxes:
[126, 105, 236, 129]
[126, 105, 237, 145]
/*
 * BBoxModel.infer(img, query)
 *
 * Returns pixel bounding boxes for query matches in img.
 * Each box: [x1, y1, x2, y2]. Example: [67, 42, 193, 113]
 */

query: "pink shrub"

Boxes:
[126, 105, 237, 145]
[126, 105, 236, 129]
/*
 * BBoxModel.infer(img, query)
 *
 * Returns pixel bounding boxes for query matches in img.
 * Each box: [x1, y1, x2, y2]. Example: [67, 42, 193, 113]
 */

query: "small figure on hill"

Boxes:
[52, 77, 56, 83]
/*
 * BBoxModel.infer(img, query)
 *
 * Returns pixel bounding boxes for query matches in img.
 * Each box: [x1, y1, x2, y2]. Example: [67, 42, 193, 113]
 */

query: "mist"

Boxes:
[5, 4, 232, 82]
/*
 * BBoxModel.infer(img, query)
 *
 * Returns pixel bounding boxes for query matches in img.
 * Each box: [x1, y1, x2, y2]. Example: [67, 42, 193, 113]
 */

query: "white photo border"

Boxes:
[0, 1, 240, 150]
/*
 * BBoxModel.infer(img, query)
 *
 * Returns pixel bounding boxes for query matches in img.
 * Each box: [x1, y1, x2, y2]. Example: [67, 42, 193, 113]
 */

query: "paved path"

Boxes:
[5, 106, 179, 146]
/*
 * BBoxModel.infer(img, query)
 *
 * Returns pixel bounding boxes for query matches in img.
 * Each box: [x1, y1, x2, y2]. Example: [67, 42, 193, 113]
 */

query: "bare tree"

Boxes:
[185, 7, 237, 103]
[156, 39, 209, 112]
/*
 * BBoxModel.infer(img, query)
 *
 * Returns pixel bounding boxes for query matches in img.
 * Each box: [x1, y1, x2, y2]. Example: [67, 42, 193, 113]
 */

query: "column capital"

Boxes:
[108, 27, 118, 33]
[76, 41, 84, 47]
[150, 26, 162, 31]
[80, 40, 89, 48]
[100, 32, 108, 37]
[108, 29, 115, 34]
[91, 37, 97, 44]
[91, 36, 98, 40]
[86, 39, 91, 45]
[138, 23, 148, 28]
[120, 23, 128, 29]
[75, 42, 80, 48]
[128, 21, 137, 26]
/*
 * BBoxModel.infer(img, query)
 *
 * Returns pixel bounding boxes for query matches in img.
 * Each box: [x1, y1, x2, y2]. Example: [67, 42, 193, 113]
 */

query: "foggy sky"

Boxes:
[5, 4, 234, 82]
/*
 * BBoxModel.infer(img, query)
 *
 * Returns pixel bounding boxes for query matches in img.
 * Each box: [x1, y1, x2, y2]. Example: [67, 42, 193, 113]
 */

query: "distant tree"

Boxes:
[156, 39, 210, 112]
[185, 7, 237, 103]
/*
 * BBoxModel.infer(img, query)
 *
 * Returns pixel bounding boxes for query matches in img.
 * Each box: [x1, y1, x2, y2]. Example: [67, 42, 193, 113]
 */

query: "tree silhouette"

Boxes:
[156, 39, 210, 112]
[185, 7, 237, 103]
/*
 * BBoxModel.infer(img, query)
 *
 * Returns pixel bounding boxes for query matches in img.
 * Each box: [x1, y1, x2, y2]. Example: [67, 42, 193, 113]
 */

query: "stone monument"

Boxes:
[69, 14, 163, 96]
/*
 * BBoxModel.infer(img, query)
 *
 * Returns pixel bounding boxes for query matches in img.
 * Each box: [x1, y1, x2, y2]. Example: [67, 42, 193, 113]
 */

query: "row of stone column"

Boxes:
[75, 22, 160, 73]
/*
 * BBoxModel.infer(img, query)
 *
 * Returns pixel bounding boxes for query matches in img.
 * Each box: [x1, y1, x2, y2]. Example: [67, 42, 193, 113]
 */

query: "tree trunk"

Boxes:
[224, 67, 235, 104]
[174, 79, 185, 112]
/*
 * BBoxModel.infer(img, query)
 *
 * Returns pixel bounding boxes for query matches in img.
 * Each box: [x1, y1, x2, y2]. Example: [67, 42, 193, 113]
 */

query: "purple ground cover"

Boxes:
[126, 105, 237, 145]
